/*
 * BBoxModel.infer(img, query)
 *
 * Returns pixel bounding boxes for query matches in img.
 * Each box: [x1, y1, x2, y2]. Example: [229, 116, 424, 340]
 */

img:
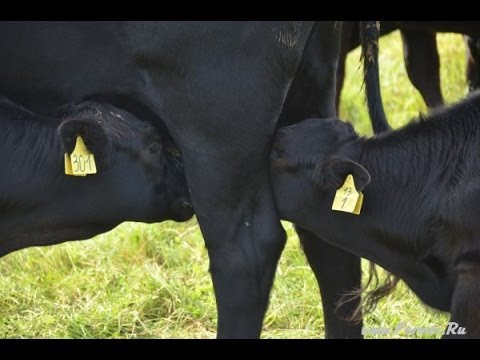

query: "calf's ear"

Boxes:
[312, 156, 371, 191]
[57, 119, 111, 168]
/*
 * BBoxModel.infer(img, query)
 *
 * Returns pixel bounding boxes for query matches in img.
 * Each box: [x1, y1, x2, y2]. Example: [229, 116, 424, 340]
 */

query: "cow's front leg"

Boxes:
[181, 150, 286, 338]
[297, 227, 363, 338]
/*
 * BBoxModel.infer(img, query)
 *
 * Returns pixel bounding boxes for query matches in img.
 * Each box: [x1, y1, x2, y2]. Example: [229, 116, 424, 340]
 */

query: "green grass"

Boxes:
[0, 31, 468, 338]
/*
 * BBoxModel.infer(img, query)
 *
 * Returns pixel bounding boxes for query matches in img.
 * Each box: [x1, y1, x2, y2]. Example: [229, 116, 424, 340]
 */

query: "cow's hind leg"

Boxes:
[179, 148, 286, 338]
[466, 35, 480, 92]
[335, 21, 358, 112]
[401, 29, 444, 108]
[281, 22, 362, 338]
[297, 227, 363, 338]
[138, 20, 323, 339]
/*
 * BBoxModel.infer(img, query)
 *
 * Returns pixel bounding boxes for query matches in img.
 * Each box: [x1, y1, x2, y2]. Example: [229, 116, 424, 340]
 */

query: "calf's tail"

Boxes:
[336, 262, 400, 323]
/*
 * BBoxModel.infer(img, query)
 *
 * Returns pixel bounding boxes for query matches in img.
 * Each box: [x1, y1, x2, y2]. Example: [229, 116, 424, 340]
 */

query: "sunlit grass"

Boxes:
[0, 31, 466, 338]
[340, 32, 467, 132]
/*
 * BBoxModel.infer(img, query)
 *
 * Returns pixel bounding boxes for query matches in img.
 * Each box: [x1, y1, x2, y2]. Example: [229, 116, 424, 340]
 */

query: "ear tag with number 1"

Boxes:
[64, 136, 97, 176]
[331, 174, 364, 215]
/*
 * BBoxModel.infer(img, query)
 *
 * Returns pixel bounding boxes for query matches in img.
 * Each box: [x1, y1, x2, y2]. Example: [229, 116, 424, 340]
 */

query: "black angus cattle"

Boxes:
[0, 98, 193, 258]
[466, 35, 480, 91]
[271, 92, 480, 338]
[0, 21, 388, 338]
[337, 21, 480, 110]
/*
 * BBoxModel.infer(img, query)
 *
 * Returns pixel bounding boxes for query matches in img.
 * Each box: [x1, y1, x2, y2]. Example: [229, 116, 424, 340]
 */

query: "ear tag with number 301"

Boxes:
[64, 153, 75, 176]
[331, 174, 364, 215]
[64, 136, 97, 176]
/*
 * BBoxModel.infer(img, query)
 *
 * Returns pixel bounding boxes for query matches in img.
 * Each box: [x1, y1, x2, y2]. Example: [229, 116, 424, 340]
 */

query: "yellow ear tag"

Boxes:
[69, 136, 97, 176]
[64, 153, 74, 175]
[332, 174, 364, 215]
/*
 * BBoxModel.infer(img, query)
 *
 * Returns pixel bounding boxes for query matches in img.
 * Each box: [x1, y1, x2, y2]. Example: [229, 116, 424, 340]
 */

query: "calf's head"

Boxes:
[57, 102, 193, 224]
[0, 100, 193, 256]
[271, 118, 370, 223]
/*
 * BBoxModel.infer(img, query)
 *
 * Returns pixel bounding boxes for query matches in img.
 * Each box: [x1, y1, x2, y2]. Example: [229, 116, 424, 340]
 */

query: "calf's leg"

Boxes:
[444, 260, 480, 338]
[297, 227, 363, 338]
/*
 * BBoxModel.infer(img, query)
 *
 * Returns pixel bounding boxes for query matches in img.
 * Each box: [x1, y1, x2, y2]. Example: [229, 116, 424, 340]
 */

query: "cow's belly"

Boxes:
[0, 21, 139, 114]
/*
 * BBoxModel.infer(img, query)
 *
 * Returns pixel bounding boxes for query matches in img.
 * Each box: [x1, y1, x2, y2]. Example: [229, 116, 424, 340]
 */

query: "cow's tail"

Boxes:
[360, 21, 391, 134]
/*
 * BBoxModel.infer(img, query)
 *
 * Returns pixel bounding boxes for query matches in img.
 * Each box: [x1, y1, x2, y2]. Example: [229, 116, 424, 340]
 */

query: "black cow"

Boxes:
[0, 21, 388, 338]
[337, 21, 480, 110]
[0, 98, 193, 257]
[271, 92, 480, 338]
[466, 35, 480, 91]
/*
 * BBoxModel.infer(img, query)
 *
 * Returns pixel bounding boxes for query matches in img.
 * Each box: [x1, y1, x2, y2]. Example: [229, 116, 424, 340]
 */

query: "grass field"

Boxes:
[0, 31, 469, 338]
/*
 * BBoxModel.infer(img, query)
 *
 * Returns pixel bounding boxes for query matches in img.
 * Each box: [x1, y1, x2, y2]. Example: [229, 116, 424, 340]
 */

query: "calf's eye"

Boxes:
[148, 143, 162, 154]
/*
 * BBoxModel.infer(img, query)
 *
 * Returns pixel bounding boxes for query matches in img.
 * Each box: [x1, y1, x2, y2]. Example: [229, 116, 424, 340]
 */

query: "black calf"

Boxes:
[272, 92, 480, 338]
[0, 98, 192, 258]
